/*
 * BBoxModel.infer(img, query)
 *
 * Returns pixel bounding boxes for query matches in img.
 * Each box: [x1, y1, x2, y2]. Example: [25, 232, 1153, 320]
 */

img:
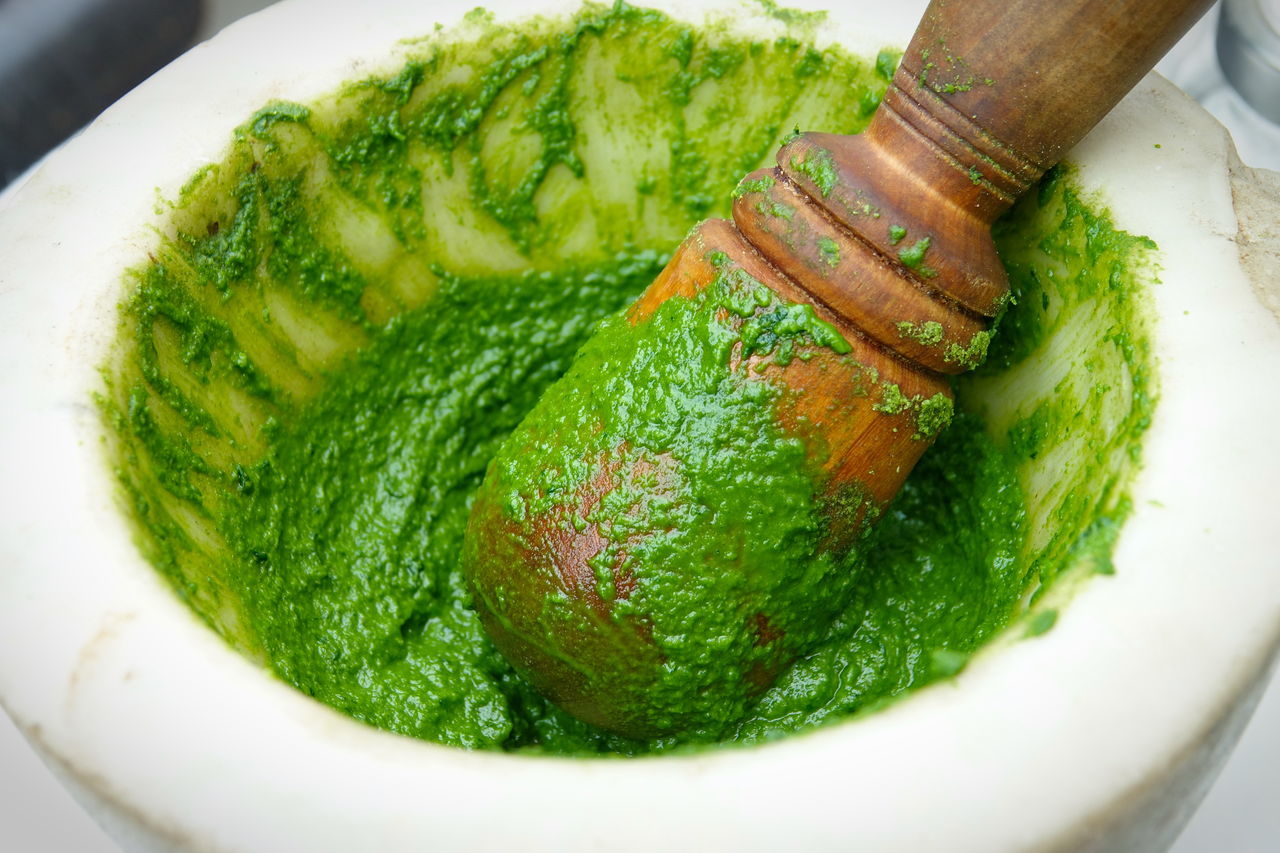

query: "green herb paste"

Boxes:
[100, 2, 1157, 755]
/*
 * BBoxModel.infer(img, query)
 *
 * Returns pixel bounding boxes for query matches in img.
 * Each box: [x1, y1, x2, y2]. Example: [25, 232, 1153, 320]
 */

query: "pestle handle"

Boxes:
[903, 0, 1213, 169]
[883, 0, 1215, 218]
[753, 0, 1217, 355]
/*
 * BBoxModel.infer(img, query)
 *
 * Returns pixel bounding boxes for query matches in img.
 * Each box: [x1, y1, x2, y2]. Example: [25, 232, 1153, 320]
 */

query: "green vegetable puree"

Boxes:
[99, 1, 1157, 755]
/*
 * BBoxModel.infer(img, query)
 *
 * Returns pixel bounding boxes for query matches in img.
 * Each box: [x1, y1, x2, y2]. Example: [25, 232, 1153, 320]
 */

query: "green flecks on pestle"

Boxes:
[817, 236, 841, 267]
[789, 147, 838, 197]
[733, 174, 776, 198]
[944, 329, 993, 370]
[897, 319, 945, 347]
[898, 236, 932, 270]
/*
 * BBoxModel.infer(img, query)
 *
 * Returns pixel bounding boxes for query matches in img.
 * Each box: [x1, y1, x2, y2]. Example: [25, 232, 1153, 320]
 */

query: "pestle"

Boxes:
[462, 0, 1214, 738]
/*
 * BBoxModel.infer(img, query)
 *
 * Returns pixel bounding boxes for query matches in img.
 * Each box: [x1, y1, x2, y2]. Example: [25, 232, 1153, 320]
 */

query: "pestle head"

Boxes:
[463, 217, 953, 737]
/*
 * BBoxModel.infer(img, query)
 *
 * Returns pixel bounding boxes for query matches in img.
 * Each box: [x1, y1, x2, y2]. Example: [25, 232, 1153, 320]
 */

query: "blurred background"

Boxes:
[0, 0, 1277, 850]
[0, 0, 269, 186]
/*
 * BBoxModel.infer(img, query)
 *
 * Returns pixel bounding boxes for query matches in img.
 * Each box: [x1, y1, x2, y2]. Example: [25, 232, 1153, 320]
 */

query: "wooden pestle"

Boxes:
[463, 0, 1215, 738]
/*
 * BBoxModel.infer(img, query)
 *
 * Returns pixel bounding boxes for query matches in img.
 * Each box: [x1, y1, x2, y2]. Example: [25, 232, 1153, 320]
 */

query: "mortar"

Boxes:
[1, 0, 1278, 850]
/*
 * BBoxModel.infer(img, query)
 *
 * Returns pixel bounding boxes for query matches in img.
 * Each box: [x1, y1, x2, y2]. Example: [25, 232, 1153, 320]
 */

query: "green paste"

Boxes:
[99, 2, 1157, 755]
